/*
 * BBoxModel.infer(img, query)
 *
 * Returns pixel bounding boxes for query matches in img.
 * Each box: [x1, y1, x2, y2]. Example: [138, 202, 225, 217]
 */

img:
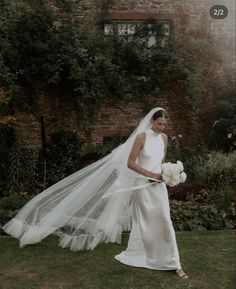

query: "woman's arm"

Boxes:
[127, 133, 162, 180]
[161, 133, 168, 164]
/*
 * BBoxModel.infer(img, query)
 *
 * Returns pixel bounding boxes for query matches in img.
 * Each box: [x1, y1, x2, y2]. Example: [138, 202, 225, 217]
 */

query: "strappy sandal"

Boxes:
[176, 268, 189, 280]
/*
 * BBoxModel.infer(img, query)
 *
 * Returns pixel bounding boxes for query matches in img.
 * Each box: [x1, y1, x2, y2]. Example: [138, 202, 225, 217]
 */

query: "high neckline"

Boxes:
[149, 128, 161, 136]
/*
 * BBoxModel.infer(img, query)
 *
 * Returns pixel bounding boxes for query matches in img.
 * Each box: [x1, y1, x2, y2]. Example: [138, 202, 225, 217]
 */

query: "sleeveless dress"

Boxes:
[115, 128, 181, 270]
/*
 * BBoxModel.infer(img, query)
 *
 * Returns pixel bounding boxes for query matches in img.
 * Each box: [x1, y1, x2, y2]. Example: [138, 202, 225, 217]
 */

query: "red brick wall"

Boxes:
[106, 0, 235, 72]
[14, 93, 78, 150]
[49, 0, 235, 71]
[3, 0, 234, 150]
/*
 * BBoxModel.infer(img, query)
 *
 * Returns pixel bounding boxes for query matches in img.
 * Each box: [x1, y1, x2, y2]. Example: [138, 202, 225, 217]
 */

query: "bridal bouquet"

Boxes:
[161, 161, 187, 187]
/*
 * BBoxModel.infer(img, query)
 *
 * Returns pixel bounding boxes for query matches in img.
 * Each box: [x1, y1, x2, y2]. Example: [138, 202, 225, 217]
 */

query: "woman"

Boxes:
[115, 109, 189, 280]
[3, 107, 188, 279]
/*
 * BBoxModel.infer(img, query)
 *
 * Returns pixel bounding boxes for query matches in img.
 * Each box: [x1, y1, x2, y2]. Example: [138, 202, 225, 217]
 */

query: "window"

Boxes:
[103, 20, 171, 47]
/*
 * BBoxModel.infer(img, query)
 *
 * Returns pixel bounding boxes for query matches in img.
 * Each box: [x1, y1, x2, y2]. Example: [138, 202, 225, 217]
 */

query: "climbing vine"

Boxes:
[0, 0, 228, 144]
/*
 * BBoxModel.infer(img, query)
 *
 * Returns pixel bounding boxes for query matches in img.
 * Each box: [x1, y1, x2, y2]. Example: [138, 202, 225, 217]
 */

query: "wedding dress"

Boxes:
[115, 128, 181, 270]
[3, 107, 181, 263]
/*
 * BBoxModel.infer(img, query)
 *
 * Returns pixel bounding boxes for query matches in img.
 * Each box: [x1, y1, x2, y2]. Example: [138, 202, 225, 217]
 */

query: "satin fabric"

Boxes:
[115, 129, 181, 270]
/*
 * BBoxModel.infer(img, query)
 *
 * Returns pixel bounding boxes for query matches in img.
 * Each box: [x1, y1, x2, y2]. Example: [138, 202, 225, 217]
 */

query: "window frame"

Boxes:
[102, 19, 173, 48]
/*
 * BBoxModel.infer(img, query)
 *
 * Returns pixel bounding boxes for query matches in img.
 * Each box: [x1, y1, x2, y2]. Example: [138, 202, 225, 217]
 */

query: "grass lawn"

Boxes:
[0, 230, 235, 289]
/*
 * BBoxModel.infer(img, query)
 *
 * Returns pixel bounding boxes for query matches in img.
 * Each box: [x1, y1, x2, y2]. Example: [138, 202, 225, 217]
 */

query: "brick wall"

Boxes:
[106, 0, 235, 72]
[49, 0, 235, 71]
[2, 0, 234, 150]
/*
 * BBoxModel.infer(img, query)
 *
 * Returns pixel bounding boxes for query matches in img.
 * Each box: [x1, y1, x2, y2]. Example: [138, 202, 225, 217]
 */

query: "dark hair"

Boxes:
[152, 109, 168, 120]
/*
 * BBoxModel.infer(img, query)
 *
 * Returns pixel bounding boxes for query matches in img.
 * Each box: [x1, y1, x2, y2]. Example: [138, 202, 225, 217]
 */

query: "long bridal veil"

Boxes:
[3, 107, 165, 251]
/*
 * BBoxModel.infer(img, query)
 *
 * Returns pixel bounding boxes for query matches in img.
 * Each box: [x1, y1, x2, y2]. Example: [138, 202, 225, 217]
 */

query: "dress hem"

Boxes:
[114, 254, 180, 271]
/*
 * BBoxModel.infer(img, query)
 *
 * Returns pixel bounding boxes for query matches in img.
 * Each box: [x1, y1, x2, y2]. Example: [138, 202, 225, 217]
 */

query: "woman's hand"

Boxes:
[149, 172, 163, 181]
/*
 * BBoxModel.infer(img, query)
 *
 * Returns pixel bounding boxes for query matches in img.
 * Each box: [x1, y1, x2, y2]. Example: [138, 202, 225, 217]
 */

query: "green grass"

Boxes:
[0, 230, 235, 289]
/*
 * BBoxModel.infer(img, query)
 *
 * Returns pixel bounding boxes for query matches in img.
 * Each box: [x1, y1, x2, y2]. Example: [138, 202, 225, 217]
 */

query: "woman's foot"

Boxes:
[176, 268, 188, 280]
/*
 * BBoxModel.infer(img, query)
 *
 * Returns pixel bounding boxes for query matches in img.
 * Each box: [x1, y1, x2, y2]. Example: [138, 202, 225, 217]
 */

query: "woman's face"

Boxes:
[152, 117, 167, 133]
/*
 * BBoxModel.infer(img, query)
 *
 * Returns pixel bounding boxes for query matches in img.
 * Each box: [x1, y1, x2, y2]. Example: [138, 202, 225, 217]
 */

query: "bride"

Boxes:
[3, 107, 188, 280]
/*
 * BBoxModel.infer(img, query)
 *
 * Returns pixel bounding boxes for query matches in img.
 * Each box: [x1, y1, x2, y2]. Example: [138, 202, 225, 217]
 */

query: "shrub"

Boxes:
[191, 150, 236, 227]
[44, 130, 81, 186]
[0, 123, 41, 197]
[167, 138, 209, 182]
[208, 88, 236, 152]
[0, 125, 15, 195]
[0, 194, 32, 230]
[80, 134, 127, 166]
[170, 200, 226, 231]
[7, 146, 40, 195]
[195, 150, 236, 190]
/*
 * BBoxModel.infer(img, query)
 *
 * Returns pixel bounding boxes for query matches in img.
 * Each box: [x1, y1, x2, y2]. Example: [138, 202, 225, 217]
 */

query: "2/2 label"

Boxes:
[210, 5, 228, 19]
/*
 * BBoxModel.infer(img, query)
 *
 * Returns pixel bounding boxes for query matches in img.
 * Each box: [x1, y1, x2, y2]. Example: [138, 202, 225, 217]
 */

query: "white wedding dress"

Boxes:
[115, 128, 181, 270]
[3, 107, 182, 256]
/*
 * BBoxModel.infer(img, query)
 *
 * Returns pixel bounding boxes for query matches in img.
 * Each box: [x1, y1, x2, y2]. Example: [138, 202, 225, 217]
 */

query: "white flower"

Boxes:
[180, 172, 187, 182]
[177, 160, 184, 172]
[161, 161, 187, 187]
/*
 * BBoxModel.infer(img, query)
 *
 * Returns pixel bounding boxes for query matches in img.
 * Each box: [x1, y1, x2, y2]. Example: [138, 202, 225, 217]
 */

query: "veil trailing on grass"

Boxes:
[3, 107, 165, 251]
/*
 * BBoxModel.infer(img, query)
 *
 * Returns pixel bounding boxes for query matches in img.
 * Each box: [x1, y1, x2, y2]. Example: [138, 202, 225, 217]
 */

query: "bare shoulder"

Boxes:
[135, 132, 146, 149]
[161, 133, 168, 144]
[136, 132, 146, 140]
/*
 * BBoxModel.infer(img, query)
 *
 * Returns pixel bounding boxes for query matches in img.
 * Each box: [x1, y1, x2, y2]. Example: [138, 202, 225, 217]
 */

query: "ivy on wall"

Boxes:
[0, 0, 232, 150]
[0, 0, 219, 124]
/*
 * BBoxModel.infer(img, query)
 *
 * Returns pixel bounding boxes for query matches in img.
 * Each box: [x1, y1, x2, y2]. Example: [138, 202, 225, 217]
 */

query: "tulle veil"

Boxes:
[3, 107, 165, 251]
